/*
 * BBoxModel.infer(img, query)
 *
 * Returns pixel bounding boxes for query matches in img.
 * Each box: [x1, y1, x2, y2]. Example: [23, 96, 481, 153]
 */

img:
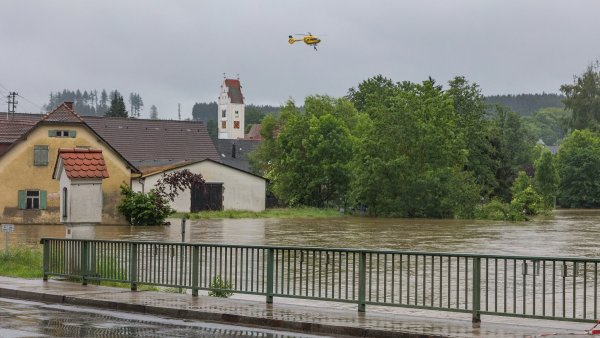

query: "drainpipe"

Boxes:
[138, 178, 146, 193]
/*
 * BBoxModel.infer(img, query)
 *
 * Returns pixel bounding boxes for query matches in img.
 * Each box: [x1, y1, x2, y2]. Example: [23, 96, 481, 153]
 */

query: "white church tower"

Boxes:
[218, 77, 245, 139]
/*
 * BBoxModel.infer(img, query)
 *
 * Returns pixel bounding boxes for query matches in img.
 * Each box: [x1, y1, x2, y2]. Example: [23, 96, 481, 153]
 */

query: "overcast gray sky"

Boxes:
[1, 0, 599, 119]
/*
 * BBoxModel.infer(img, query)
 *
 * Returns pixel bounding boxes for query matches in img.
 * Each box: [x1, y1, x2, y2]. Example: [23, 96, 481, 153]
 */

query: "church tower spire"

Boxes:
[217, 77, 245, 139]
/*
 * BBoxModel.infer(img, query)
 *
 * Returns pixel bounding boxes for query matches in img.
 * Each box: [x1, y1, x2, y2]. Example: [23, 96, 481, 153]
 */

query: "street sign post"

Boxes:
[2, 223, 14, 255]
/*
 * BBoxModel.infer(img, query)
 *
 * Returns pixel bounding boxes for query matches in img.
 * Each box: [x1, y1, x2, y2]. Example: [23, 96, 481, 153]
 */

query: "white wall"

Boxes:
[58, 166, 103, 223]
[132, 161, 266, 212]
[218, 83, 245, 139]
[69, 182, 103, 222]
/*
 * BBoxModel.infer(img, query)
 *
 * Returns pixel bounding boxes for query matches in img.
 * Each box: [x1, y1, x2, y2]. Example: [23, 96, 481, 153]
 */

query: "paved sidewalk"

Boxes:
[0, 276, 593, 337]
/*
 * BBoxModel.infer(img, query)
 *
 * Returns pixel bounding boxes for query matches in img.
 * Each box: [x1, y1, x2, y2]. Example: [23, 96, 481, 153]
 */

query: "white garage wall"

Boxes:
[132, 160, 266, 212]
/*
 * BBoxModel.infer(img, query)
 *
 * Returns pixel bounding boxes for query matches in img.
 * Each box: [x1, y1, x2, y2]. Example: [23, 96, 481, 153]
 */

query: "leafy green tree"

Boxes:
[511, 171, 532, 196]
[248, 113, 280, 176]
[267, 97, 355, 207]
[534, 149, 559, 208]
[556, 129, 600, 207]
[561, 61, 600, 130]
[447, 76, 498, 200]
[487, 105, 537, 201]
[105, 92, 128, 118]
[347, 74, 397, 114]
[348, 78, 479, 217]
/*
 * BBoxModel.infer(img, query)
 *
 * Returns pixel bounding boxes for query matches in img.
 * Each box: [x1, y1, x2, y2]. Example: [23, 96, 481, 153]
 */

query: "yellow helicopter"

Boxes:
[288, 33, 321, 51]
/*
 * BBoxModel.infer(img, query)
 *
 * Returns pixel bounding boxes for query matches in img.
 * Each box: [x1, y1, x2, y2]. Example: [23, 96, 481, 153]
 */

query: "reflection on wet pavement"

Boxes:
[0, 298, 328, 338]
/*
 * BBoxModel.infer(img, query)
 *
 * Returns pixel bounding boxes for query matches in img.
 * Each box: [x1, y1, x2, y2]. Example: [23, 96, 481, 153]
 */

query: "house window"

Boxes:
[27, 191, 39, 209]
[234, 121, 240, 129]
[222, 110, 226, 118]
[18, 190, 47, 210]
[235, 110, 239, 117]
[221, 121, 227, 129]
[33, 145, 49, 166]
[48, 130, 76, 138]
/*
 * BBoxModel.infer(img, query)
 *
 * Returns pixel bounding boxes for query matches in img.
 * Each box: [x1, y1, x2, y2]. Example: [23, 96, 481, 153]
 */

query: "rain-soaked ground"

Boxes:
[0, 297, 330, 338]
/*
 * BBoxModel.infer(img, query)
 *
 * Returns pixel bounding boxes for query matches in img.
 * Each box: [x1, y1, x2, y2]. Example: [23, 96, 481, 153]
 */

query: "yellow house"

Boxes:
[0, 103, 139, 224]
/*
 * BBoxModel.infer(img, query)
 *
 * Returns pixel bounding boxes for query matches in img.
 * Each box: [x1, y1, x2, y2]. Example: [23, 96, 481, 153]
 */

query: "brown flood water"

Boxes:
[8, 209, 600, 257]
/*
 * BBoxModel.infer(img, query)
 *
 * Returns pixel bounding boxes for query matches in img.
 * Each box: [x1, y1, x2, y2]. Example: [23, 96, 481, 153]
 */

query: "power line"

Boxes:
[0, 82, 10, 93]
[16, 93, 44, 110]
[0, 82, 44, 112]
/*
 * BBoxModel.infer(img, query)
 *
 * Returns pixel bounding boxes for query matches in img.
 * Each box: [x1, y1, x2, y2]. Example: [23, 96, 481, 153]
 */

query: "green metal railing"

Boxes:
[40, 238, 600, 323]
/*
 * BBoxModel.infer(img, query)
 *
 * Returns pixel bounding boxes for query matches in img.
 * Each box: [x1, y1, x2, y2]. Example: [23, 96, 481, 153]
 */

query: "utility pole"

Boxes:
[6, 92, 18, 120]
[178, 103, 181, 120]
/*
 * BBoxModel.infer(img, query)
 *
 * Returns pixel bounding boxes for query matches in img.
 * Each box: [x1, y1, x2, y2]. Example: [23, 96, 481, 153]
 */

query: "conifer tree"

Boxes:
[105, 92, 128, 118]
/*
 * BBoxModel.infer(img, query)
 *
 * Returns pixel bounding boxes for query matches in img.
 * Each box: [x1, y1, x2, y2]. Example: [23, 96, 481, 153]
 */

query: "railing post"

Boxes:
[42, 239, 49, 282]
[192, 246, 199, 297]
[81, 240, 88, 286]
[130, 243, 138, 291]
[358, 251, 366, 312]
[266, 248, 274, 304]
[472, 257, 481, 323]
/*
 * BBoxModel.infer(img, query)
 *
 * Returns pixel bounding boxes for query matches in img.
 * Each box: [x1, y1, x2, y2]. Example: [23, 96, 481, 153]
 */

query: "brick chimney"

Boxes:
[64, 101, 74, 110]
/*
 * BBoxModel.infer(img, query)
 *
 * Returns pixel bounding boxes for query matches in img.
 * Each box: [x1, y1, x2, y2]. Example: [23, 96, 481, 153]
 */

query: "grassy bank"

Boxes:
[0, 246, 44, 279]
[178, 207, 343, 219]
[0, 246, 158, 291]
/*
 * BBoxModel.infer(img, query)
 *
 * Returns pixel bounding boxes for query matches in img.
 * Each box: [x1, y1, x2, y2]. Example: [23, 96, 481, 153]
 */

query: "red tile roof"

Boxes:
[0, 119, 37, 143]
[42, 102, 84, 123]
[57, 148, 109, 179]
[224, 79, 244, 104]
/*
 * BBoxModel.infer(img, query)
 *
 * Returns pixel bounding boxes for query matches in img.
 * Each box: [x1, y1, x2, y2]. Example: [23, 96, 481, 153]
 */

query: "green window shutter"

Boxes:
[33, 145, 49, 166]
[69, 130, 77, 138]
[18, 190, 26, 209]
[39, 190, 47, 210]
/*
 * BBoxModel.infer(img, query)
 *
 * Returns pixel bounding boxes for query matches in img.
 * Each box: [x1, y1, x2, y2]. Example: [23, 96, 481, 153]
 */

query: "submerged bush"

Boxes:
[474, 198, 527, 221]
[510, 186, 543, 217]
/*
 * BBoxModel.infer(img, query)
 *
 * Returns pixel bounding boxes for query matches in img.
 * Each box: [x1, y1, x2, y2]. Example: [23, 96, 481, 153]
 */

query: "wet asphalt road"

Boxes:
[0, 297, 329, 338]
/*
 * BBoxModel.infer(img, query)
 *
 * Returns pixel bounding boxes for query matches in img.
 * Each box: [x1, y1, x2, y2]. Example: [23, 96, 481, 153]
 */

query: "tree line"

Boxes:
[45, 89, 158, 119]
[248, 62, 600, 218]
[485, 93, 565, 116]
